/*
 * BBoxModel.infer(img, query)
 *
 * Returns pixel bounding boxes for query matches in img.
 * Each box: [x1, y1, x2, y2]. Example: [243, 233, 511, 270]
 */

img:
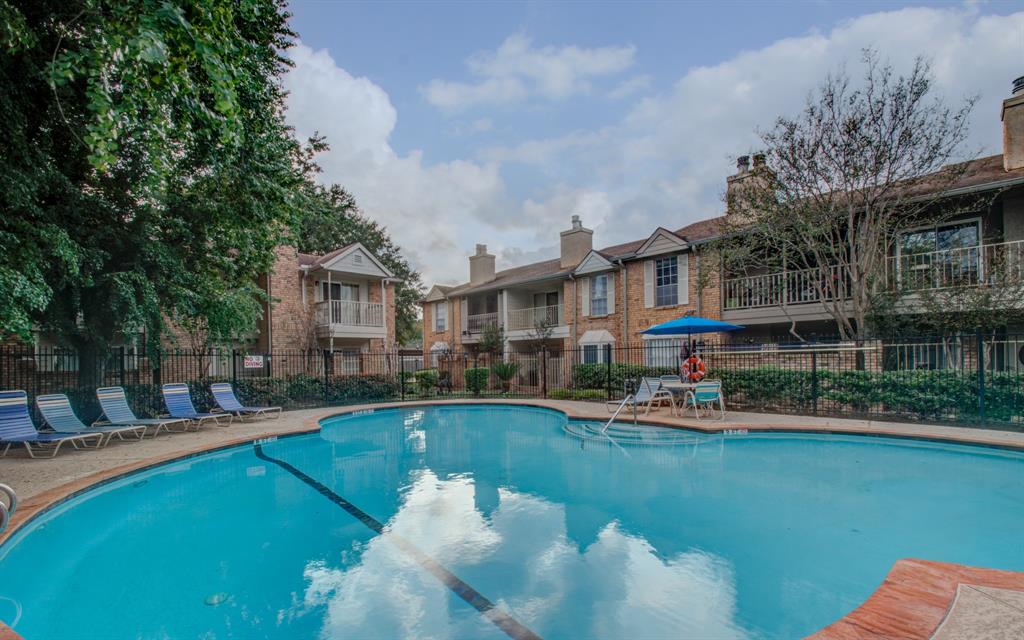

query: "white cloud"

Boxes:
[286, 8, 1024, 286]
[482, 7, 1024, 253]
[422, 33, 636, 112]
[607, 74, 651, 100]
[284, 43, 515, 285]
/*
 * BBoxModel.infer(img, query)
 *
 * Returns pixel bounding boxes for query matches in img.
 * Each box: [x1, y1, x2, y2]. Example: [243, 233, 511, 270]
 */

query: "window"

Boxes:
[590, 275, 608, 316]
[899, 220, 981, 288]
[581, 343, 613, 364]
[644, 338, 682, 367]
[655, 256, 678, 306]
[321, 282, 359, 301]
[434, 301, 447, 332]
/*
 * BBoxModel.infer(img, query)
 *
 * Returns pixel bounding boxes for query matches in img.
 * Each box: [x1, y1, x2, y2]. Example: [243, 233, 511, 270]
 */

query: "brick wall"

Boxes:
[267, 246, 316, 351]
[569, 272, 625, 348]
[623, 252, 715, 340]
[422, 298, 458, 360]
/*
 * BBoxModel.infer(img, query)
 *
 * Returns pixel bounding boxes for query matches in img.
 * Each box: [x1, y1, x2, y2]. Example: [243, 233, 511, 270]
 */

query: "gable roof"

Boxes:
[298, 242, 394, 278]
[422, 284, 455, 303]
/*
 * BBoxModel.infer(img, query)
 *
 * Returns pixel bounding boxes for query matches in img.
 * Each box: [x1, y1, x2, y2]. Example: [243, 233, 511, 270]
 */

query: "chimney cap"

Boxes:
[736, 155, 751, 172]
[1014, 76, 1024, 96]
[474, 243, 488, 256]
[571, 214, 582, 230]
[752, 153, 766, 167]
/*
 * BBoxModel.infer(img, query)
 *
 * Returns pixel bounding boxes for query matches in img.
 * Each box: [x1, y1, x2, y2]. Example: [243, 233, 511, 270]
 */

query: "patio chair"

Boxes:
[161, 384, 233, 428]
[36, 394, 147, 446]
[607, 378, 675, 415]
[210, 383, 281, 420]
[95, 386, 192, 436]
[0, 390, 105, 458]
[682, 380, 726, 420]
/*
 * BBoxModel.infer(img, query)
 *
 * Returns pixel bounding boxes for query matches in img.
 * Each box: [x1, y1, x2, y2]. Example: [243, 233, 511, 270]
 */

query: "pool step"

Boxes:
[563, 421, 711, 447]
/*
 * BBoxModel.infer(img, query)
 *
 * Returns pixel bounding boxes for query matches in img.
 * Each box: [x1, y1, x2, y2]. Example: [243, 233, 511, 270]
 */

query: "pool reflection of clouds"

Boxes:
[302, 470, 748, 639]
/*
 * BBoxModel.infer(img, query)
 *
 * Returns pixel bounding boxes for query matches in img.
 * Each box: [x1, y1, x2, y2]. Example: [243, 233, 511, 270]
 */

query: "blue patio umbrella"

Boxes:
[641, 315, 744, 369]
[641, 315, 744, 337]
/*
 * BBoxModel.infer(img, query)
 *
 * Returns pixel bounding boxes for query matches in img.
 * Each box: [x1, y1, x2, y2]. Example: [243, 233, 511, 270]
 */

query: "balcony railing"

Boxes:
[723, 265, 847, 311]
[466, 312, 499, 333]
[886, 239, 1024, 291]
[507, 305, 563, 331]
[315, 300, 384, 327]
[722, 240, 1024, 311]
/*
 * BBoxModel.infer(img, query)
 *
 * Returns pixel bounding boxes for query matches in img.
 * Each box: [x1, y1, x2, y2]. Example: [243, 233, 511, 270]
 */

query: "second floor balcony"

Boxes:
[722, 239, 1024, 312]
[507, 304, 563, 331]
[466, 312, 499, 334]
[724, 265, 848, 311]
[315, 300, 386, 339]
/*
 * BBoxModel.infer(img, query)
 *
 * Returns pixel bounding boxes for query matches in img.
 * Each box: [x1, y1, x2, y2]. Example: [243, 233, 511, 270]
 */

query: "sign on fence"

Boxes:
[243, 355, 265, 369]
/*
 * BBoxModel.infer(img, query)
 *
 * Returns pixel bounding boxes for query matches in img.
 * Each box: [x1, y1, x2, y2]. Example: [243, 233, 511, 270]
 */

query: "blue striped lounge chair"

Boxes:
[210, 383, 281, 420]
[161, 384, 232, 427]
[95, 387, 192, 436]
[36, 394, 147, 447]
[0, 390, 104, 458]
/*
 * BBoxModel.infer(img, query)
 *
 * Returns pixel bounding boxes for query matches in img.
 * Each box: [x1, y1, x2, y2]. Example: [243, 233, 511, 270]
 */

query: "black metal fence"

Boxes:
[2, 332, 1023, 428]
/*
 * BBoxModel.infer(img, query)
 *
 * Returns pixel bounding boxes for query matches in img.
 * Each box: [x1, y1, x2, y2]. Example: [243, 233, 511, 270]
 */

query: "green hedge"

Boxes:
[572, 363, 676, 391]
[709, 366, 1024, 422]
[464, 367, 489, 395]
[414, 368, 439, 395]
[548, 388, 607, 401]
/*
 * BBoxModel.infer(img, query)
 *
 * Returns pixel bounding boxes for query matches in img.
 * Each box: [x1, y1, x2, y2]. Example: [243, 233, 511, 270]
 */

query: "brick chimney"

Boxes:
[726, 154, 762, 218]
[1002, 76, 1024, 171]
[469, 243, 496, 285]
[559, 215, 593, 268]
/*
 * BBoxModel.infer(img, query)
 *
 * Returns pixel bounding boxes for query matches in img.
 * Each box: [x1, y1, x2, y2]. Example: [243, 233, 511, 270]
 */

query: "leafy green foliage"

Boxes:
[572, 363, 676, 391]
[464, 367, 489, 395]
[414, 368, 439, 395]
[547, 388, 606, 401]
[0, 1, 303, 365]
[490, 360, 520, 392]
[477, 323, 505, 356]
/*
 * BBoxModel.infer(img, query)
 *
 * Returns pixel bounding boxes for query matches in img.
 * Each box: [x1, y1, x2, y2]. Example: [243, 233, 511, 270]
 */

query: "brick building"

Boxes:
[421, 215, 725, 366]
[422, 77, 1024, 368]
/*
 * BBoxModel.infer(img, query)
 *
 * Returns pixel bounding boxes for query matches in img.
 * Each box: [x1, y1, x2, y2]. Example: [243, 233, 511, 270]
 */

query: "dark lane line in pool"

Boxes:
[252, 443, 542, 640]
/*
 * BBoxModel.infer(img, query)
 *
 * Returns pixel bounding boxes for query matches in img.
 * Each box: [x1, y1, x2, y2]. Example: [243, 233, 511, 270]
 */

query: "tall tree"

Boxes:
[1, 1, 305, 378]
[295, 138, 424, 346]
[719, 50, 978, 342]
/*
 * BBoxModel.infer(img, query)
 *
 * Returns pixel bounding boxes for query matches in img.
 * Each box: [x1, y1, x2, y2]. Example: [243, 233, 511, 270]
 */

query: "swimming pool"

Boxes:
[1, 404, 1022, 639]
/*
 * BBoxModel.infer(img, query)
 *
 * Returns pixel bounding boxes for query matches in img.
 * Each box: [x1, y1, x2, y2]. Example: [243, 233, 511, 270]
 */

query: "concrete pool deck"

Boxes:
[1, 399, 1022, 639]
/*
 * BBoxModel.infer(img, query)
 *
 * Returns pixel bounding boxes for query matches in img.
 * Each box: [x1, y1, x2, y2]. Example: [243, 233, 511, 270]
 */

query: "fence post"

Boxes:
[976, 329, 986, 419]
[810, 350, 819, 415]
[605, 344, 613, 401]
[540, 346, 547, 399]
[231, 349, 238, 388]
[400, 350, 406, 401]
[153, 350, 162, 388]
[323, 349, 330, 405]
[118, 346, 126, 388]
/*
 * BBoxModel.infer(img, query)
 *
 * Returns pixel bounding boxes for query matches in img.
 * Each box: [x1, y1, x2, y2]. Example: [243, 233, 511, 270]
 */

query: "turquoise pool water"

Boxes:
[1, 404, 1023, 639]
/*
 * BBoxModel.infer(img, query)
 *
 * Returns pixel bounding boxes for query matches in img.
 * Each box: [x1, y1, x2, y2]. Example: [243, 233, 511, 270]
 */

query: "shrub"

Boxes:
[326, 374, 399, 404]
[414, 368, 439, 395]
[464, 367, 489, 395]
[491, 361, 520, 392]
[547, 388, 606, 401]
[572, 363, 676, 391]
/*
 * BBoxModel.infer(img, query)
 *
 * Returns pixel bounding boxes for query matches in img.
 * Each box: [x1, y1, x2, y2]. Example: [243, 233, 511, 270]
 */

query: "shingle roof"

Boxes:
[297, 244, 356, 269]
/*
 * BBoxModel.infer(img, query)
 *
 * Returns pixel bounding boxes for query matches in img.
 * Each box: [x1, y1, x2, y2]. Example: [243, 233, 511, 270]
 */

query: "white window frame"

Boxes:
[582, 343, 613, 364]
[434, 301, 448, 332]
[654, 256, 679, 307]
[590, 274, 609, 316]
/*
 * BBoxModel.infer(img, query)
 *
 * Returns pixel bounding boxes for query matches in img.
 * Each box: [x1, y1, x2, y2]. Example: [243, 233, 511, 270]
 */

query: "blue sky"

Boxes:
[284, 1, 1024, 285]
